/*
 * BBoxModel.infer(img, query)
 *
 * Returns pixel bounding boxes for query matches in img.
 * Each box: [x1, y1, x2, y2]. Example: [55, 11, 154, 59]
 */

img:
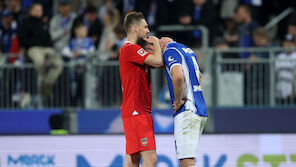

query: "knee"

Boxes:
[143, 153, 157, 165]
[150, 155, 158, 165]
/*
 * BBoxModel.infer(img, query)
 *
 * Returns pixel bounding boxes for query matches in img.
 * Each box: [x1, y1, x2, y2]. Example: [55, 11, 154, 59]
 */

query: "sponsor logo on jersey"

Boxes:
[182, 48, 194, 54]
[137, 48, 148, 57]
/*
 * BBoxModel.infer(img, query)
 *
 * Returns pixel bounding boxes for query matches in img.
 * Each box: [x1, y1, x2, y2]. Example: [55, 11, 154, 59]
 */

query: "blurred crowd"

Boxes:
[0, 0, 296, 108]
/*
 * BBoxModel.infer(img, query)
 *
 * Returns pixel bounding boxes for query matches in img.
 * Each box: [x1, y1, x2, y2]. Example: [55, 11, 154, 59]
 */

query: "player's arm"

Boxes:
[143, 36, 163, 67]
[171, 65, 185, 112]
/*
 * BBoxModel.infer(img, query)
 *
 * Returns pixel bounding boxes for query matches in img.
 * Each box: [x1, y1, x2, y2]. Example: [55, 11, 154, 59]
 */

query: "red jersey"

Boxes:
[119, 42, 152, 117]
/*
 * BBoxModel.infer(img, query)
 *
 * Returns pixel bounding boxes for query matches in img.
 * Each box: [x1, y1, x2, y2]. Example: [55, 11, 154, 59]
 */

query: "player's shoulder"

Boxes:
[164, 46, 181, 57]
[122, 42, 140, 49]
[121, 42, 139, 53]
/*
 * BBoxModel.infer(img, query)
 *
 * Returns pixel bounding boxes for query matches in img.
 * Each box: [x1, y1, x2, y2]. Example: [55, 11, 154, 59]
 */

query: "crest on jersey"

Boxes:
[141, 138, 148, 147]
[137, 48, 148, 57]
[168, 56, 174, 62]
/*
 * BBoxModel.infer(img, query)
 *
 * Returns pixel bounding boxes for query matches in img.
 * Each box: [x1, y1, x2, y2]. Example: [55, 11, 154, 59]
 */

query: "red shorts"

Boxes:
[122, 113, 156, 155]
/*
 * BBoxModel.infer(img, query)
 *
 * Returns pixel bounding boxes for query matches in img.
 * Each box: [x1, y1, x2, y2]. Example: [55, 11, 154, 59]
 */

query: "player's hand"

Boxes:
[144, 36, 159, 45]
[173, 99, 185, 114]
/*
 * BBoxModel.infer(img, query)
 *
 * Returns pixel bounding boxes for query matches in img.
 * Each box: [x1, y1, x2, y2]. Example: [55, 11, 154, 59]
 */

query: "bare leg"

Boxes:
[140, 150, 157, 167]
[180, 158, 195, 167]
[125, 153, 141, 167]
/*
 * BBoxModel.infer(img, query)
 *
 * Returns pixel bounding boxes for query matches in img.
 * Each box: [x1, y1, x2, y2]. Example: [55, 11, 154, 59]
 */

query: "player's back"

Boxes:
[119, 42, 152, 117]
[163, 42, 208, 117]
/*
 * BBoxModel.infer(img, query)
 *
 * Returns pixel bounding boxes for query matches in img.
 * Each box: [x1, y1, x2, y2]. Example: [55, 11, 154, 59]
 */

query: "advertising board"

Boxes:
[0, 134, 295, 167]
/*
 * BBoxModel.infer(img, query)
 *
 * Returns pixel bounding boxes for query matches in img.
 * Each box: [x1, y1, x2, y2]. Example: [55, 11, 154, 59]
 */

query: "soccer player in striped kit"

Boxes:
[160, 37, 208, 167]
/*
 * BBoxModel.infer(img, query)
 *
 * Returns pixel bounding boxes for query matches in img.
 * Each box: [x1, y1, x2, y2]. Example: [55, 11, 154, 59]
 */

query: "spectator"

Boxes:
[288, 12, 296, 40]
[78, 0, 100, 15]
[213, 37, 238, 58]
[244, 27, 270, 105]
[146, 0, 157, 29]
[0, 10, 30, 108]
[213, 37, 239, 72]
[97, 8, 121, 106]
[9, 35, 30, 108]
[275, 34, 296, 105]
[62, 23, 95, 106]
[35, 0, 53, 21]
[50, 0, 76, 52]
[241, 0, 263, 24]
[227, 4, 258, 58]
[71, 4, 104, 47]
[169, 0, 217, 47]
[63, 24, 95, 61]
[0, 0, 5, 13]
[18, 3, 63, 98]
[222, 18, 238, 47]
[97, 8, 120, 61]
[252, 27, 270, 58]
[0, 9, 17, 53]
[98, 0, 114, 21]
[112, 24, 127, 59]
[6, 0, 23, 24]
[189, 0, 217, 46]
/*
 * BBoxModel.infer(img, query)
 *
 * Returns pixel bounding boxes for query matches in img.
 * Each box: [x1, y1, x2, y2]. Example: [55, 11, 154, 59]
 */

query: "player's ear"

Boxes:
[132, 24, 138, 33]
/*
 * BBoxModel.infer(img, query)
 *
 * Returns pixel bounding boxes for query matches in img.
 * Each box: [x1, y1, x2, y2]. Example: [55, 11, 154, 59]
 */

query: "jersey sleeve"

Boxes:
[125, 44, 150, 65]
[163, 49, 182, 72]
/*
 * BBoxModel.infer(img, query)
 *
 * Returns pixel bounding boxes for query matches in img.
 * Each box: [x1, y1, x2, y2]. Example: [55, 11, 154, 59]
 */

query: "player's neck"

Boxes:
[127, 34, 138, 44]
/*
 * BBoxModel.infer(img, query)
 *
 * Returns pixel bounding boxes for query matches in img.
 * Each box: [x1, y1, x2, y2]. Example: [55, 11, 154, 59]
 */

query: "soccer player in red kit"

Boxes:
[119, 12, 163, 167]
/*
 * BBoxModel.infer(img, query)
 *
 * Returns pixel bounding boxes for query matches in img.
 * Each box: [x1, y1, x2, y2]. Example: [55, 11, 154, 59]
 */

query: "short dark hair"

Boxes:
[74, 23, 87, 30]
[253, 27, 267, 38]
[85, 5, 97, 14]
[235, 4, 251, 15]
[123, 11, 145, 33]
[136, 38, 150, 49]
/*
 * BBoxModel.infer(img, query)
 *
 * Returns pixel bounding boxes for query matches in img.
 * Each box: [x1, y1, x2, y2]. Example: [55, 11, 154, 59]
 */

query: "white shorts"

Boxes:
[174, 110, 207, 159]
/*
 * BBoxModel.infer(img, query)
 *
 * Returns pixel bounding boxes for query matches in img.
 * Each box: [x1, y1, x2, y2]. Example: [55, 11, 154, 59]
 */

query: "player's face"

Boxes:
[137, 19, 150, 39]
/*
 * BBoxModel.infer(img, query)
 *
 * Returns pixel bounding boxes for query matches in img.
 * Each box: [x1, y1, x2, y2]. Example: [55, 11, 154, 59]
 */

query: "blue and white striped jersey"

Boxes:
[163, 42, 208, 117]
[62, 37, 95, 58]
